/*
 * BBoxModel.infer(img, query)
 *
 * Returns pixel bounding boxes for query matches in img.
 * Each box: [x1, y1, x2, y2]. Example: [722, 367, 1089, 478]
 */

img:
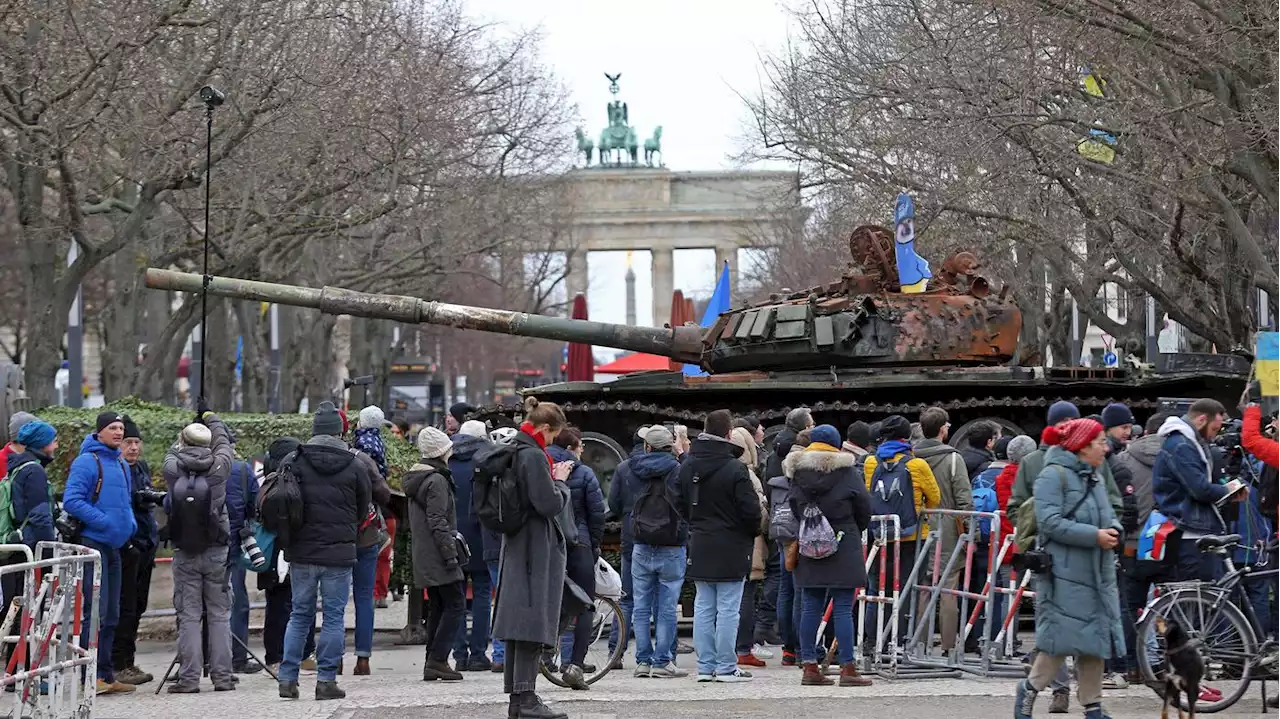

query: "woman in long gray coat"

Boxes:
[491, 398, 572, 719]
[1015, 418, 1125, 719]
[404, 427, 465, 681]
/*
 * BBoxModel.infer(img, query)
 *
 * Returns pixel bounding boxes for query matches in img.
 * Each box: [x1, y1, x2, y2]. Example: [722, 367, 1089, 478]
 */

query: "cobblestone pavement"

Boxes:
[90, 640, 1271, 719]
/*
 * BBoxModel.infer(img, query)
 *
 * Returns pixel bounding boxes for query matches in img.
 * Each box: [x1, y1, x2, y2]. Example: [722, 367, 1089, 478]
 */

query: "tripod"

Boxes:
[154, 602, 278, 695]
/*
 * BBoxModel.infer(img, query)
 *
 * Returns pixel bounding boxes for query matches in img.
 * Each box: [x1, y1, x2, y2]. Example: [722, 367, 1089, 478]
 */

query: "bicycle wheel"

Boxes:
[539, 596, 629, 688]
[1135, 589, 1258, 713]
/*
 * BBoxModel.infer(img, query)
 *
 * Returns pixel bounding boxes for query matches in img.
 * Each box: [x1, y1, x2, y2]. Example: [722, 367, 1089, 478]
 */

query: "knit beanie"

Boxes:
[1046, 401, 1080, 426]
[879, 415, 912, 441]
[993, 435, 1012, 460]
[181, 423, 212, 448]
[96, 411, 125, 434]
[1044, 418, 1104, 452]
[1101, 403, 1135, 430]
[122, 415, 142, 441]
[265, 437, 302, 474]
[417, 427, 452, 459]
[448, 403, 476, 424]
[358, 405, 386, 430]
[16, 421, 56, 451]
[809, 424, 842, 448]
[7, 412, 36, 442]
[1006, 435, 1036, 464]
[312, 401, 344, 437]
[457, 420, 488, 439]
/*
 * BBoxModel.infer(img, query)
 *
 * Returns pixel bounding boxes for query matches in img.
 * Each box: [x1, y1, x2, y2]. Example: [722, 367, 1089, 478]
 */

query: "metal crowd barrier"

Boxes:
[0, 541, 101, 719]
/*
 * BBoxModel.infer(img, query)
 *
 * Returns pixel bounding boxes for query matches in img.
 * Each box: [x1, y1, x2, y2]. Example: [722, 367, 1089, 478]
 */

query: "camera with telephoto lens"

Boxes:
[1012, 547, 1053, 575]
[53, 505, 84, 542]
[239, 526, 266, 569]
[133, 487, 167, 508]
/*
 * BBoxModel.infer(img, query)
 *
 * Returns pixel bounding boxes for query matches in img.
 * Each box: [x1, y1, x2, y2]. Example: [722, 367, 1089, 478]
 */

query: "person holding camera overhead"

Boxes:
[63, 411, 138, 695]
[112, 417, 164, 686]
[161, 404, 237, 694]
[1013, 418, 1125, 719]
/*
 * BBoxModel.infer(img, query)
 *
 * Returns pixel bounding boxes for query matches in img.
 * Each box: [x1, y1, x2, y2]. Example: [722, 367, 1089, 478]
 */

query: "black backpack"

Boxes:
[472, 443, 529, 536]
[167, 470, 219, 553]
[632, 477, 681, 546]
[258, 459, 305, 547]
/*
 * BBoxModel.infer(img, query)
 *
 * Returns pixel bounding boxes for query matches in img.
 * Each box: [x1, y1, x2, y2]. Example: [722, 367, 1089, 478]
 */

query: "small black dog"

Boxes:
[1156, 616, 1205, 719]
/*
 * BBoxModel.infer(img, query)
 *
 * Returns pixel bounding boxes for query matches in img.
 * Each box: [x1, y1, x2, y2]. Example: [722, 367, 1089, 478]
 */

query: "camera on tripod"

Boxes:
[198, 85, 225, 107]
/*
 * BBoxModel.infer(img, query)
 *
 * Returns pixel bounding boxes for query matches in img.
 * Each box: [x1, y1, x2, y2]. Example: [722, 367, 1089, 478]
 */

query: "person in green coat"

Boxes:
[1014, 418, 1125, 719]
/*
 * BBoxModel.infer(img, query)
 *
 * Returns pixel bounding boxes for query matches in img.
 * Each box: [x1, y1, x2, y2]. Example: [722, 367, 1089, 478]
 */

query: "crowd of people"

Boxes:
[0, 385, 1273, 718]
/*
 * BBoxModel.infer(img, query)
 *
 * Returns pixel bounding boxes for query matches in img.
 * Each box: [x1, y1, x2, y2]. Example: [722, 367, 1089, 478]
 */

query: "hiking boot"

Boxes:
[1049, 689, 1069, 714]
[354, 657, 371, 676]
[1014, 679, 1038, 719]
[509, 691, 568, 719]
[278, 680, 299, 699]
[165, 682, 199, 694]
[115, 666, 153, 685]
[561, 663, 589, 690]
[315, 680, 346, 701]
[839, 662, 872, 687]
[737, 653, 766, 667]
[650, 662, 688, 679]
[633, 663, 652, 678]
[422, 658, 463, 681]
[802, 662, 833, 686]
[714, 668, 753, 683]
[233, 659, 263, 675]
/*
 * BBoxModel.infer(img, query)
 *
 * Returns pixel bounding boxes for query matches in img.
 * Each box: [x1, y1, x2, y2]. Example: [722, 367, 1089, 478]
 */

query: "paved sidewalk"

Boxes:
[90, 640, 1270, 719]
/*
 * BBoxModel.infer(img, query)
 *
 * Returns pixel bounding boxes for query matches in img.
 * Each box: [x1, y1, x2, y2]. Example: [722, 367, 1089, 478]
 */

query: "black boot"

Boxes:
[510, 692, 568, 719]
[315, 680, 346, 701]
[278, 680, 299, 700]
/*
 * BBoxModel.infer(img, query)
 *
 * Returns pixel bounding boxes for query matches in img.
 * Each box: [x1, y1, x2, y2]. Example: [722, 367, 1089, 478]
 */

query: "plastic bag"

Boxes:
[594, 556, 623, 598]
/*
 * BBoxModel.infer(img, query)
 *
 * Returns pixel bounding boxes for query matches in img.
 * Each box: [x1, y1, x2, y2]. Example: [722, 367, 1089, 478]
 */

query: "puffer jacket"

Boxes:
[677, 435, 761, 582]
[224, 460, 256, 553]
[450, 433, 492, 570]
[162, 415, 237, 551]
[64, 434, 137, 549]
[1152, 415, 1228, 535]
[1009, 430, 1123, 531]
[994, 461, 1018, 565]
[786, 447, 871, 589]
[6, 449, 56, 547]
[548, 444, 606, 552]
[1105, 436, 1138, 536]
[1115, 433, 1161, 552]
[404, 458, 464, 587]
[863, 446, 941, 541]
[1032, 446, 1125, 660]
[283, 434, 373, 567]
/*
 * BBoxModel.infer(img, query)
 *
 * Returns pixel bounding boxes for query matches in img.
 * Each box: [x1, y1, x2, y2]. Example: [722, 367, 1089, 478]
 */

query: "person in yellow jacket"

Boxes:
[862, 414, 940, 647]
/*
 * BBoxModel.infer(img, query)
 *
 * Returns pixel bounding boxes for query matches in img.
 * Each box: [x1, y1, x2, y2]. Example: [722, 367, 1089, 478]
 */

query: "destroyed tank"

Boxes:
[143, 226, 1249, 484]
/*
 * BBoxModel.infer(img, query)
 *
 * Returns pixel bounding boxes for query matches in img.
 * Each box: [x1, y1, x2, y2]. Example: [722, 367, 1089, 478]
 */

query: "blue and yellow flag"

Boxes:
[1256, 332, 1278, 397]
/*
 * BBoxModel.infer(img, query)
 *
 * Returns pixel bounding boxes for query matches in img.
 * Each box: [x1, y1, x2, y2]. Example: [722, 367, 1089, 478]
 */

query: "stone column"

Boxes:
[651, 246, 674, 327]
[566, 249, 589, 301]
[714, 244, 738, 302]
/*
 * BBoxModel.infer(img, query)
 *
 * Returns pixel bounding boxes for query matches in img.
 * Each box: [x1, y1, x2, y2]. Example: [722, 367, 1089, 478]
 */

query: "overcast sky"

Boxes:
[475, 0, 794, 334]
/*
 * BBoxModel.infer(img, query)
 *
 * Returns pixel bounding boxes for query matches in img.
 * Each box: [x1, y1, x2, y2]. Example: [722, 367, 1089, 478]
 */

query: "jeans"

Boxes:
[112, 545, 155, 671]
[608, 543, 634, 653]
[426, 581, 466, 663]
[375, 516, 396, 600]
[230, 564, 250, 665]
[1242, 573, 1277, 639]
[777, 542, 799, 652]
[280, 563, 351, 683]
[173, 546, 233, 687]
[81, 539, 122, 682]
[264, 579, 314, 666]
[353, 544, 378, 658]
[455, 568, 493, 664]
[693, 580, 744, 677]
[800, 587, 855, 664]
[487, 561, 504, 664]
[736, 580, 759, 655]
[758, 548, 780, 631]
[631, 545, 685, 667]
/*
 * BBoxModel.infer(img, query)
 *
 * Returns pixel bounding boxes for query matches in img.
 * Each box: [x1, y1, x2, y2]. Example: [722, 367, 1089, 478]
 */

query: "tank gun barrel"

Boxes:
[145, 269, 705, 364]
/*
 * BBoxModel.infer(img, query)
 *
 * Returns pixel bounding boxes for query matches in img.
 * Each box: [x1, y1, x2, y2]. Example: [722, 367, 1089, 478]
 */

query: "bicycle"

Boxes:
[539, 594, 629, 688]
[1134, 533, 1279, 713]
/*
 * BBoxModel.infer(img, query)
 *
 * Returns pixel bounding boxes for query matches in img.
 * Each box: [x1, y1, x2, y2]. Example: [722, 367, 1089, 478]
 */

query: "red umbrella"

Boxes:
[566, 293, 594, 381]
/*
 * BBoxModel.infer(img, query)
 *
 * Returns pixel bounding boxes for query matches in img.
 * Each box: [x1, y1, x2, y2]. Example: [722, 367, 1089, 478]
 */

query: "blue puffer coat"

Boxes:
[1152, 416, 1229, 535]
[449, 433, 492, 571]
[1032, 446, 1125, 659]
[224, 460, 257, 554]
[548, 444, 606, 551]
[64, 434, 137, 550]
[6, 449, 56, 547]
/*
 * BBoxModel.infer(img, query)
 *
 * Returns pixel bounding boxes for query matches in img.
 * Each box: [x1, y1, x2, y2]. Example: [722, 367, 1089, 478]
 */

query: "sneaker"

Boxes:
[1049, 690, 1069, 714]
[696, 674, 715, 682]
[374, 598, 389, 609]
[115, 666, 153, 685]
[676, 640, 695, 655]
[714, 669, 753, 683]
[299, 658, 317, 674]
[1199, 686, 1223, 702]
[97, 679, 136, 694]
[1100, 672, 1128, 690]
[751, 644, 775, 660]
[267, 663, 280, 676]
[633, 663, 652, 678]
[165, 682, 199, 694]
[736, 653, 766, 667]
[650, 663, 688, 679]
[1014, 679, 1038, 719]
[781, 651, 798, 667]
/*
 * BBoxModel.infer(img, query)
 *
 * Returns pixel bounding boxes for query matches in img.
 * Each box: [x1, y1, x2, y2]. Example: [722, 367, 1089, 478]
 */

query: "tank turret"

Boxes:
[144, 223, 1021, 374]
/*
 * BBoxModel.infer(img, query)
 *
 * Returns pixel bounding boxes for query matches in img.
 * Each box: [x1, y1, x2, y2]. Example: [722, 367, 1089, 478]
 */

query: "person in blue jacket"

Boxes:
[450, 421, 495, 671]
[8, 421, 58, 548]
[63, 411, 138, 694]
[224, 430, 262, 675]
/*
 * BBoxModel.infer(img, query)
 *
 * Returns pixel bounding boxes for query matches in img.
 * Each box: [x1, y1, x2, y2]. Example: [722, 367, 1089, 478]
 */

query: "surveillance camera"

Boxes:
[198, 86, 225, 107]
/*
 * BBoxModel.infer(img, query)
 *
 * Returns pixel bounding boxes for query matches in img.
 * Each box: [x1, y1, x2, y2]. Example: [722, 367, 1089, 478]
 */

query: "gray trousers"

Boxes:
[503, 639, 541, 695]
[173, 546, 233, 686]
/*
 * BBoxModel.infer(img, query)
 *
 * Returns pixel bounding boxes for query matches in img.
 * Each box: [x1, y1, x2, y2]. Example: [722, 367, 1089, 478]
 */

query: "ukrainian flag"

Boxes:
[1256, 331, 1279, 397]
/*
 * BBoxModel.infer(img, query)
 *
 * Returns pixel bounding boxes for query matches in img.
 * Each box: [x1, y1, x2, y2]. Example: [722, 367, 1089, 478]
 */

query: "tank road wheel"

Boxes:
[948, 416, 1026, 448]
[579, 431, 627, 497]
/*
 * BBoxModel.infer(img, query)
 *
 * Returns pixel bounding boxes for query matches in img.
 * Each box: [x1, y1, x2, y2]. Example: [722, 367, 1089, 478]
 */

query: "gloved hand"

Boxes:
[196, 396, 211, 421]
[1120, 492, 1139, 534]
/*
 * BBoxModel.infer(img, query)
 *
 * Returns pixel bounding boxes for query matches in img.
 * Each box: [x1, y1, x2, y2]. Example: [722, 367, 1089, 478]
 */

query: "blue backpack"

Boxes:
[971, 467, 1001, 541]
[869, 457, 918, 539]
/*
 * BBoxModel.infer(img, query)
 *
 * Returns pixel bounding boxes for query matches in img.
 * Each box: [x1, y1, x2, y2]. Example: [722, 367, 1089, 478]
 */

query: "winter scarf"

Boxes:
[353, 426, 388, 478]
[520, 422, 554, 469]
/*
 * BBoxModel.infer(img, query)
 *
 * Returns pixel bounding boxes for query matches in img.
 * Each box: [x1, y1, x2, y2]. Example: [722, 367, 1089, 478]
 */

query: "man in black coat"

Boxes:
[277, 402, 373, 702]
[677, 409, 762, 683]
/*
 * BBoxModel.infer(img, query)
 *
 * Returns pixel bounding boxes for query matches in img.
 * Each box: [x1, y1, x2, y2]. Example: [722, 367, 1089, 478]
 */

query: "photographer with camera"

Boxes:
[1012, 418, 1125, 719]
[161, 405, 237, 693]
[225, 433, 264, 675]
[63, 412, 138, 695]
[112, 417, 164, 686]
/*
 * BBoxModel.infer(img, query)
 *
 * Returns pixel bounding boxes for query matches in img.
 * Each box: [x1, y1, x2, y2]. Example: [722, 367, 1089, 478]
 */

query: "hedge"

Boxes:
[32, 397, 420, 490]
